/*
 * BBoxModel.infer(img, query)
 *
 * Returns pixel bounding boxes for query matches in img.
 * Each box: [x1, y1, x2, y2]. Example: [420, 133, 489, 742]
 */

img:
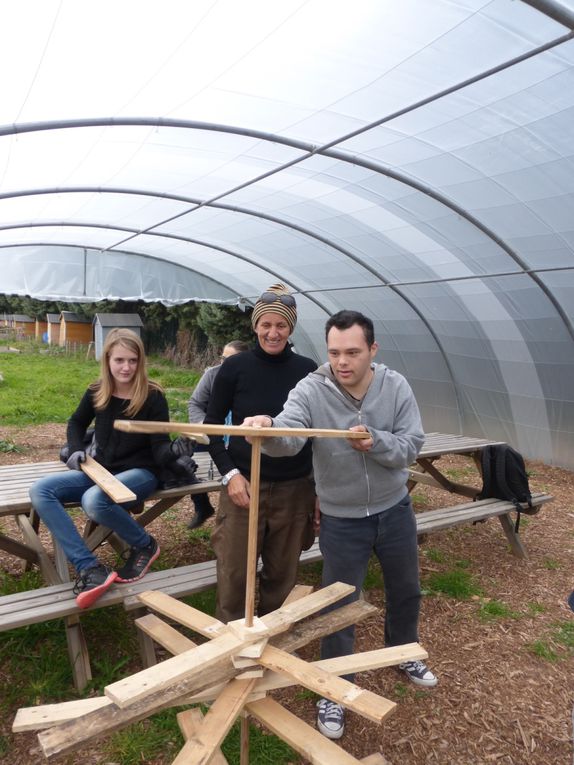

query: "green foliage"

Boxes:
[219, 713, 298, 764]
[104, 709, 182, 765]
[0, 439, 23, 453]
[197, 302, 253, 347]
[0, 353, 98, 424]
[527, 602, 546, 615]
[0, 352, 196, 426]
[553, 620, 574, 649]
[542, 557, 560, 570]
[424, 568, 482, 600]
[478, 599, 519, 621]
[363, 556, 384, 590]
[527, 639, 558, 662]
[423, 548, 446, 564]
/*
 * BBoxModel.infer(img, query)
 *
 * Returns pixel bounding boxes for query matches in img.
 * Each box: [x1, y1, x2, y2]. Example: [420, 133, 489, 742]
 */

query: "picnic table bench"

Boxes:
[0, 432, 552, 689]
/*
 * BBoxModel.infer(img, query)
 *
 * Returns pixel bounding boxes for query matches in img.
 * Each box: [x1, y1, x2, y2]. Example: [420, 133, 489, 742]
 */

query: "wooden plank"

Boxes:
[13, 698, 109, 732]
[0, 532, 39, 564]
[172, 678, 257, 765]
[258, 645, 396, 724]
[135, 613, 198, 656]
[104, 631, 248, 708]
[281, 584, 314, 606]
[176, 709, 229, 765]
[114, 419, 369, 440]
[15, 515, 61, 585]
[135, 590, 226, 637]
[247, 697, 362, 764]
[498, 513, 527, 559]
[81, 455, 136, 503]
[260, 582, 355, 635]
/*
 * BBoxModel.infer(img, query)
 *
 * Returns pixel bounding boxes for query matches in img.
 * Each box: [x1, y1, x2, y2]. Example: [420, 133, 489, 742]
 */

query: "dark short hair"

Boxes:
[225, 340, 250, 353]
[325, 310, 375, 347]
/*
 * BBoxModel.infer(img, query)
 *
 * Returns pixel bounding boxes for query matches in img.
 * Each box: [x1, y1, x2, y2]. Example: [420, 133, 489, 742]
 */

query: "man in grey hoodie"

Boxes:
[244, 309, 437, 740]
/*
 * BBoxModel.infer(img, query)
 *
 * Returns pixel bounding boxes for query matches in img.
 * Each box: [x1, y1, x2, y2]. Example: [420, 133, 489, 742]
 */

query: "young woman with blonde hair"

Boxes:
[30, 328, 192, 608]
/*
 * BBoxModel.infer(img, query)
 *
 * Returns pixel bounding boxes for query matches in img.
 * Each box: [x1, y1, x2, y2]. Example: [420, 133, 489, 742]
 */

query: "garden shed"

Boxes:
[34, 318, 47, 341]
[92, 313, 144, 360]
[10, 315, 35, 339]
[45, 313, 60, 346]
[1, 0, 574, 470]
[58, 312, 92, 349]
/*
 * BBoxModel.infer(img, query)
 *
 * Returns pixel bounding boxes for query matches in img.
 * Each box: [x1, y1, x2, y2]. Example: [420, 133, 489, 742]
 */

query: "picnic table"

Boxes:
[0, 431, 552, 690]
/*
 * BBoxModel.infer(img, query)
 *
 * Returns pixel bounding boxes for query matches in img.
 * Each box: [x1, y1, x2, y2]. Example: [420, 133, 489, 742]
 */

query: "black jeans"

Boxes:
[319, 493, 421, 679]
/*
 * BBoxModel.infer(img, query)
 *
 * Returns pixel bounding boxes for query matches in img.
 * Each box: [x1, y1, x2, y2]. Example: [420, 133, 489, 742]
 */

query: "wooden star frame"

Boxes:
[13, 421, 428, 764]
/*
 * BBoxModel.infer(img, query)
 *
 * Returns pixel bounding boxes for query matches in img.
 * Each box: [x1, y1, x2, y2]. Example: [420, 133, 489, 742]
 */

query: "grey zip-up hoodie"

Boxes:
[262, 362, 424, 518]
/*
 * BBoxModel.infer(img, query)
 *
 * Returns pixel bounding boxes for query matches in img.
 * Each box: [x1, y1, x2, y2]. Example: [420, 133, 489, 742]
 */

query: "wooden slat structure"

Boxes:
[13, 422, 430, 764]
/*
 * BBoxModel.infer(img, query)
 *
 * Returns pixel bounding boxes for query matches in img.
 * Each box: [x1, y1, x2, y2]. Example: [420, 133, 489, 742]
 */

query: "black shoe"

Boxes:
[73, 564, 118, 609]
[116, 536, 160, 583]
[187, 505, 215, 530]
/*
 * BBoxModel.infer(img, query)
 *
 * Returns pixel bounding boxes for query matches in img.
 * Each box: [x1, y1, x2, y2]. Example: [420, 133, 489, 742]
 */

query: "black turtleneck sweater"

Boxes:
[204, 342, 316, 481]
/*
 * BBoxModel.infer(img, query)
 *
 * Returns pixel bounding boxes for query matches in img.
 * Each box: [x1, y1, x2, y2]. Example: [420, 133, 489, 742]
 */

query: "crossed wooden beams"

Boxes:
[13, 421, 428, 763]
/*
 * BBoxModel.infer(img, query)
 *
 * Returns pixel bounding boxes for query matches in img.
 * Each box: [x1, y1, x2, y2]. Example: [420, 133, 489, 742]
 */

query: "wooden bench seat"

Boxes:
[415, 491, 553, 558]
[0, 545, 324, 634]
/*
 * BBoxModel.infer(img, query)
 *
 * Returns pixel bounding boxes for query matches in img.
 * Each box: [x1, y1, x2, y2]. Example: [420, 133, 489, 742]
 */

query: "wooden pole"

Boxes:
[114, 420, 368, 440]
[240, 714, 250, 765]
[244, 437, 262, 628]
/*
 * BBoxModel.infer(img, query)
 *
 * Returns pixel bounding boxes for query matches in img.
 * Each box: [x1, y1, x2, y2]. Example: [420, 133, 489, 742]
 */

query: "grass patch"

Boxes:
[553, 620, 574, 650]
[543, 557, 560, 570]
[478, 599, 520, 621]
[104, 709, 182, 765]
[424, 567, 482, 599]
[527, 602, 546, 615]
[423, 547, 446, 564]
[526, 622, 574, 663]
[363, 556, 384, 591]
[0, 438, 23, 453]
[526, 639, 559, 662]
[0, 352, 200, 426]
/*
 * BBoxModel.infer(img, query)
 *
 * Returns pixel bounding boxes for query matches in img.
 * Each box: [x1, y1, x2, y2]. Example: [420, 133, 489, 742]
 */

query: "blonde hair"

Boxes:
[91, 328, 162, 417]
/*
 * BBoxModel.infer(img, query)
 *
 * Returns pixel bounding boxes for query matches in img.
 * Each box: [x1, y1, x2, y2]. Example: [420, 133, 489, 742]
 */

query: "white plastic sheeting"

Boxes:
[1, 0, 573, 467]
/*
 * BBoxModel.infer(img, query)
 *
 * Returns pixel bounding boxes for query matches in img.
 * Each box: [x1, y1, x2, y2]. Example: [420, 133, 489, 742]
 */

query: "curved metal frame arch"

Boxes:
[0, 220, 332, 319]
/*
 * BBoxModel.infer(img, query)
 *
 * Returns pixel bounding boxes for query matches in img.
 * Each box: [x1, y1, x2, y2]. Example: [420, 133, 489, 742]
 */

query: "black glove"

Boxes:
[170, 455, 198, 479]
[170, 436, 196, 458]
[66, 450, 86, 471]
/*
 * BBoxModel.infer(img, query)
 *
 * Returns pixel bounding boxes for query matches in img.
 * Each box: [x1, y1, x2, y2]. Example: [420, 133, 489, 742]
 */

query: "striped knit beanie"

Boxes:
[251, 283, 297, 332]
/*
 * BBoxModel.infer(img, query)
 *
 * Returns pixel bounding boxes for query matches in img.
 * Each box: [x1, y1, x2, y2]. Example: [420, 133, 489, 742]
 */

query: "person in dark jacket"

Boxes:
[204, 283, 317, 623]
[186, 339, 249, 529]
[29, 328, 192, 609]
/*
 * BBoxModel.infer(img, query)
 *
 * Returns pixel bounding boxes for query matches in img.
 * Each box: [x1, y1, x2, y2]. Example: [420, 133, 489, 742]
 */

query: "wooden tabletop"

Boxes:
[0, 432, 505, 516]
[419, 432, 505, 459]
[0, 452, 219, 516]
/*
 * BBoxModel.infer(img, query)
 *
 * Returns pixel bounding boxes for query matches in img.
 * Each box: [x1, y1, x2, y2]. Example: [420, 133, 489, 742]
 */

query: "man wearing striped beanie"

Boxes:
[204, 283, 317, 623]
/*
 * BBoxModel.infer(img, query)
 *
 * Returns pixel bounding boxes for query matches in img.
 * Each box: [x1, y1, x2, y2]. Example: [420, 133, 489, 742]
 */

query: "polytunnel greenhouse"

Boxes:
[1, 0, 574, 468]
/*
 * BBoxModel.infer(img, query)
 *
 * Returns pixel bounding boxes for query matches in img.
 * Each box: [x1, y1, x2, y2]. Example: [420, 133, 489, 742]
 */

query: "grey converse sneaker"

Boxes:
[399, 660, 438, 687]
[316, 698, 345, 739]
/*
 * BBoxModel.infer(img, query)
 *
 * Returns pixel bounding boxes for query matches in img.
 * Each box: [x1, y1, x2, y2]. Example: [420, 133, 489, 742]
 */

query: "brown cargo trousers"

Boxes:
[211, 473, 316, 623]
